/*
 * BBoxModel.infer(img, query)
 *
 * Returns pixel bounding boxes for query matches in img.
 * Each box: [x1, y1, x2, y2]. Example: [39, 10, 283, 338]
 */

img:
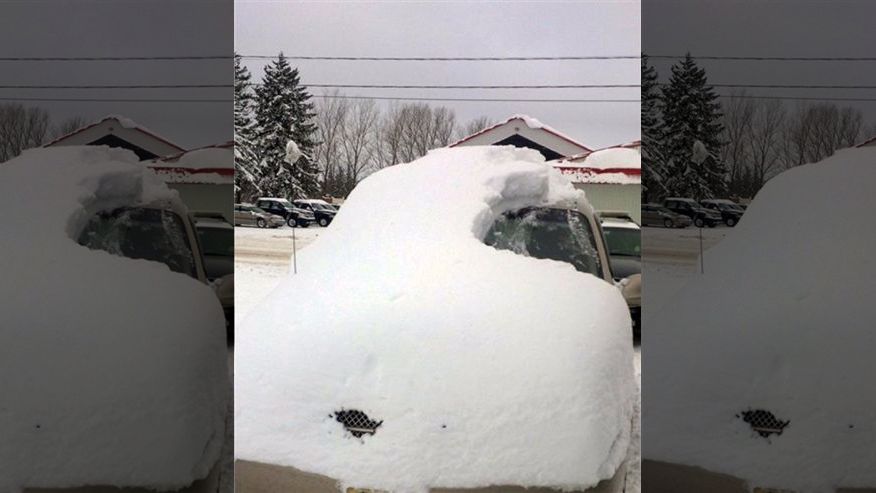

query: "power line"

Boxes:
[5, 83, 876, 91]
[241, 55, 638, 61]
[287, 83, 638, 89]
[649, 55, 876, 61]
[0, 83, 637, 90]
[0, 84, 230, 89]
[708, 84, 876, 90]
[0, 55, 229, 61]
[715, 94, 876, 102]
[0, 97, 230, 103]
[314, 94, 640, 103]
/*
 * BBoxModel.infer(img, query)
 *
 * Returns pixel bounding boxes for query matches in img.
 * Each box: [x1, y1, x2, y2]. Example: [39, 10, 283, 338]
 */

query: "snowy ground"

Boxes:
[234, 223, 642, 492]
[641, 226, 730, 310]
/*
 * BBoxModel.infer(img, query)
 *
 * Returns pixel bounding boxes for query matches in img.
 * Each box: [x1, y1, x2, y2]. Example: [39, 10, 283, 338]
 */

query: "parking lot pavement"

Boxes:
[642, 226, 729, 264]
[234, 225, 325, 263]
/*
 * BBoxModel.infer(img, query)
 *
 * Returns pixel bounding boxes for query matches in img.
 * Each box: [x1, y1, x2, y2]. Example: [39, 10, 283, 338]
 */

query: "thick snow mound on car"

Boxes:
[644, 146, 876, 492]
[236, 146, 635, 492]
[0, 147, 227, 492]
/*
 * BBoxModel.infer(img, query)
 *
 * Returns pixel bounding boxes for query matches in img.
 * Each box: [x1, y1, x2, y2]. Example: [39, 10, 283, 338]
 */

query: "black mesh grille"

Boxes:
[738, 409, 789, 437]
[334, 409, 382, 438]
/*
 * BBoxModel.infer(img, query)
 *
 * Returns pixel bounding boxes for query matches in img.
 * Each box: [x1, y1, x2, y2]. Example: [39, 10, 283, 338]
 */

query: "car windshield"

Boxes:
[251, 206, 268, 214]
[78, 207, 197, 278]
[313, 203, 334, 211]
[484, 207, 603, 278]
[603, 226, 641, 258]
[196, 226, 233, 257]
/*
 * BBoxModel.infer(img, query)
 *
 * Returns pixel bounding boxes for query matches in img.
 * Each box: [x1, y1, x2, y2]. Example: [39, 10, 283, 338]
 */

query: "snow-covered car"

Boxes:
[234, 203, 285, 228]
[293, 198, 337, 227]
[643, 146, 876, 492]
[236, 146, 635, 493]
[0, 146, 228, 492]
[255, 197, 316, 227]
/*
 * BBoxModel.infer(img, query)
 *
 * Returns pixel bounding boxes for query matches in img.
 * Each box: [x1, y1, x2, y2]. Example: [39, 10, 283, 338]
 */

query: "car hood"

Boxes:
[236, 146, 635, 492]
[0, 146, 227, 491]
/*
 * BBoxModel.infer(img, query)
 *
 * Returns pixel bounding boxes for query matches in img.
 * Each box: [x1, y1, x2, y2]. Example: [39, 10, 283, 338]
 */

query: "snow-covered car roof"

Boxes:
[645, 146, 876, 491]
[236, 146, 634, 492]
[0, 146, 227, 491]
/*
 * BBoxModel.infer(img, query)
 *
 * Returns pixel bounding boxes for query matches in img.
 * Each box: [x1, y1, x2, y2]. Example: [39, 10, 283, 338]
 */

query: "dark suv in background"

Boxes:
[663, 198, 721, 228]
[292, 199, 337, 227]
[255, 198, 315, 227]
[700, 199, 745, 227]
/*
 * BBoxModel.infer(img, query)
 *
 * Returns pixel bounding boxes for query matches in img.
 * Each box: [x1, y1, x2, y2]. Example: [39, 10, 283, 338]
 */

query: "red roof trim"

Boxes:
[555, 166, 641, 176]
[157, 141, 233, 163]
[43, 116, 186, 153]
[149, 166, 234, 176]
[856, 135, 876, 147]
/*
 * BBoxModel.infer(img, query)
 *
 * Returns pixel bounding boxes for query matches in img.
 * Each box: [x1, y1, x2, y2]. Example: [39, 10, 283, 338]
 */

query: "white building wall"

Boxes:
[576, 183, 641, 223]
[168, 183, 233, 222]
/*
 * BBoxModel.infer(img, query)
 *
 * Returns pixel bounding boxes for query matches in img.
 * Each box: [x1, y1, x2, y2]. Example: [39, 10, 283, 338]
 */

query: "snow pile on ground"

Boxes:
[643, 146, 876, 492]
[236, 146, 635, 492]
[0, 146, 227, 492]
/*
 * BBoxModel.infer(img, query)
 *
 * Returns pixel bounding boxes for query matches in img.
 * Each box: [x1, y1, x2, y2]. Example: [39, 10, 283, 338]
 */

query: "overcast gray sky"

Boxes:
[1, 0, 232, 150]
[235, 0, 641, 150]
[643, 0, 876, 138]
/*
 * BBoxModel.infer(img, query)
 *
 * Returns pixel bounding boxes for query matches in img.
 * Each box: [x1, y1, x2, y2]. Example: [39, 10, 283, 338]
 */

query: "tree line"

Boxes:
[0, 104, 85, 163]
[234, 53, 492, 202]
[642, 53, 872, 202]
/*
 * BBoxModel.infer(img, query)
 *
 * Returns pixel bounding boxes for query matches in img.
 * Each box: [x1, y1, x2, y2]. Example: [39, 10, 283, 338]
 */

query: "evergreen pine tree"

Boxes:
[253, 53, 320, 199]
[234, 53, 261, 201]
[641, 54, 667, 202]
[660, 53, 727, 199]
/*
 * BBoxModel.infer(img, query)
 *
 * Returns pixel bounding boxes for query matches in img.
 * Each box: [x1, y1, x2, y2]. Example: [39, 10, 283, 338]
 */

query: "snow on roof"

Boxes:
[645, 145, 876, 491]
[449, 114, 592, 152]
[551, 147, 641, 185]
[44, 115, 186, 152]
[236, 146, 634, 492]
[856, 135, 876, 147]
[148, 142, 233, 185]
[0, 146, 226, 490]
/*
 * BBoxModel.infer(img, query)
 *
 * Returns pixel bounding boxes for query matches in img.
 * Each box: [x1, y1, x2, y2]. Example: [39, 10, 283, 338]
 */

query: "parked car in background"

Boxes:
[255, 198, 315, 227]
[600, 218, 642, 337]
[700, 199, 745, 227]
[292, 199, 337, 227]
[641, 203, 692, 228]
[234, 203, 284, 228]
[193, 217, 233, 282]
[662, 198, 721, 228]
[194, 216, 234, 342]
